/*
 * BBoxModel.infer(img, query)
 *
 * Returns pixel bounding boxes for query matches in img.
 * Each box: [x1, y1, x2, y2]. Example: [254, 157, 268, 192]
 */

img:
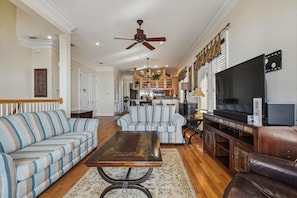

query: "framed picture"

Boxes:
[34, 69, 47, 97]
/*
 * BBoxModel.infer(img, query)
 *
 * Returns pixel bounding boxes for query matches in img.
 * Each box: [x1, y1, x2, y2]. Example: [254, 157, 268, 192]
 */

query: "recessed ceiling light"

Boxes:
[96, 42, 100, 46]
[154, 65, 158, 68]
[47, 35, 53, 39]
[160, 41, 164, 44]
[165, 65, 169, 67]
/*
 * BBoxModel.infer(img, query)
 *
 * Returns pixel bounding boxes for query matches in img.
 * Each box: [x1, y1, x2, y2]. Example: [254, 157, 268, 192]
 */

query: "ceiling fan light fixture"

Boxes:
[115, 20, 166, 50]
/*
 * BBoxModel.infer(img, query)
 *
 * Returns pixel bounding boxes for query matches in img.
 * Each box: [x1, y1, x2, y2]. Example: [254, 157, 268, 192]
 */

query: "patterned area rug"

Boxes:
[64, 148, 196, 198]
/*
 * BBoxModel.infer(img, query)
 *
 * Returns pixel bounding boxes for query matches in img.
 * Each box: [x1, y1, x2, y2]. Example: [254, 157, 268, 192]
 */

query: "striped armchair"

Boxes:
[0, 110, 99, 198]
[117, 105, 186, 144]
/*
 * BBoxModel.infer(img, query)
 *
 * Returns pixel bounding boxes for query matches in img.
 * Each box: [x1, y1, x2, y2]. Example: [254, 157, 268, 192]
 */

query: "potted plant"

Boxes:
[152, 73, 161, 80]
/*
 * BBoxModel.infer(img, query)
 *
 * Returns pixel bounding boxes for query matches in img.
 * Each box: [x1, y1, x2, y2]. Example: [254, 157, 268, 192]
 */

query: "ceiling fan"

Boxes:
[114, 19, 166, 50]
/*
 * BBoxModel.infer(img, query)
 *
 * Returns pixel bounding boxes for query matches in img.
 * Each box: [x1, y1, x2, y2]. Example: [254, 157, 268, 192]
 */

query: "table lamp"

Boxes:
[181, 82, 191, 103]
[192, 87, 205, 118]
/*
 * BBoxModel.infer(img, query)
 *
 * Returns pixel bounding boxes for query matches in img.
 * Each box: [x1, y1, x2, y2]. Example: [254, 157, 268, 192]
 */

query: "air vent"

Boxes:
[28, 36, 38, 39]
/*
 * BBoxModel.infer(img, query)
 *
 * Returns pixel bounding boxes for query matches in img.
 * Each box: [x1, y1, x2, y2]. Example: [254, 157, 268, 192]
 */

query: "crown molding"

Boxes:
[10, 0, 75, 33]
[18, 36, 59, 50]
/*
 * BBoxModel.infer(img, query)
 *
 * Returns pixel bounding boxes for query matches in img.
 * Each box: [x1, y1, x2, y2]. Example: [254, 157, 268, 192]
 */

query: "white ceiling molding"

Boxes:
[10, 0, 75, 33]
[18, 36, 58, 50]
[71, 55, 100, 71]
[96, 67, 115, 72]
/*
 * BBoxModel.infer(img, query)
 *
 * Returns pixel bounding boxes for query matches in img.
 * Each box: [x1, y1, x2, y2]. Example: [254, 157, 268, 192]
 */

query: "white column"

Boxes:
[59, 34, 71, 117]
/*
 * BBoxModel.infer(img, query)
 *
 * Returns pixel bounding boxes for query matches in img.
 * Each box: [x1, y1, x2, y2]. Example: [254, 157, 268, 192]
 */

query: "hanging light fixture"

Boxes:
[143, 58, 151, 83]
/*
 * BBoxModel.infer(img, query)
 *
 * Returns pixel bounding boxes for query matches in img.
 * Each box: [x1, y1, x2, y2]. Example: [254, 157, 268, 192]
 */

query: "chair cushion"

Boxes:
[129, 105, 176, 123]
[126, 122, 175, 133]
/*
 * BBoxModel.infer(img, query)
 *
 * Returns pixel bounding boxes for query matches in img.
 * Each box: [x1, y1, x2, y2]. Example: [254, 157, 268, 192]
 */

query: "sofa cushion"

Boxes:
[49, 132, 93, 148]
[10, 131, 92, 181]
[0, 115, 35, 153]
[151, 105, 175, 123]
[20, 110, 71, 141]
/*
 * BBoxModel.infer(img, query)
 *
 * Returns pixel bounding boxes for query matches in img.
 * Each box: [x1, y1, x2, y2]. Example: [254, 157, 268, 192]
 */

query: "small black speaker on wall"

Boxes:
[267, 104, 295, 126]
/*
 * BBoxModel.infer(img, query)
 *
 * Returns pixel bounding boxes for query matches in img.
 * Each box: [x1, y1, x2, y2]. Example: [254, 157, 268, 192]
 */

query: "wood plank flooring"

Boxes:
[38, 116, 232, 198]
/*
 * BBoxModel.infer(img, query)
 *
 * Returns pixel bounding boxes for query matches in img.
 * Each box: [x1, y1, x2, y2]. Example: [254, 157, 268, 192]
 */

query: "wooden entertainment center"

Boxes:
[203, 113, 262, 175]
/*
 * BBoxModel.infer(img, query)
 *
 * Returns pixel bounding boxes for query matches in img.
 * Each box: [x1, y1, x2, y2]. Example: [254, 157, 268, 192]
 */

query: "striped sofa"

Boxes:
[0, 110, 99, 198]
[117, 105, 186, 144]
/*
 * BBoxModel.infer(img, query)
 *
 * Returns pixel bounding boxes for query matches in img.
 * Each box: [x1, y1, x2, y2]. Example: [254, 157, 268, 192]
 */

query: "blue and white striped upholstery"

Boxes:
[117, 105, 186, 144]
[0, 114, 36, 154]
[0, 110, 99, 198]
[0, 153, 16, 198]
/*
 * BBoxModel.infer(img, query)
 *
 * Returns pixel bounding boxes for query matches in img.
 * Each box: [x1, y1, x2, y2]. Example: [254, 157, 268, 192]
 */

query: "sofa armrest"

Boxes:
[117, 114, 132, 130]
[0, 152, 16, 198]
[171, 113, 187, 127]
[249, 152, 297, 188]
[69, 118, 99, 147]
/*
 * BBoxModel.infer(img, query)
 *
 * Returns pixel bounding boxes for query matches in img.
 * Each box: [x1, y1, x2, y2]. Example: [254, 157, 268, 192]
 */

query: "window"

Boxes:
[198, 30, 228, 112]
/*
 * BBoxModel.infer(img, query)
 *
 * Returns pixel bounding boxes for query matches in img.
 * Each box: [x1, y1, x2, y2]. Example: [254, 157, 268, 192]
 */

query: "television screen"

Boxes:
[215, 54, 266, 121]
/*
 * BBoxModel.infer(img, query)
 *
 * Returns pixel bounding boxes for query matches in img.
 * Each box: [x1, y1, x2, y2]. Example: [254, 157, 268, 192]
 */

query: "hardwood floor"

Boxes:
[38, 116, 232, 198]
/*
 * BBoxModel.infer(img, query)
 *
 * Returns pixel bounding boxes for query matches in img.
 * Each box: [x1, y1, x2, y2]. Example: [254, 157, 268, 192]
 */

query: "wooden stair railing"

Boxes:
[0, 98, 63, 116]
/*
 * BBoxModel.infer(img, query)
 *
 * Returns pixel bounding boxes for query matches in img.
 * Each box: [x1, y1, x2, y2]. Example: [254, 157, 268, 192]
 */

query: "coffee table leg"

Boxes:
[97, 167, 153, 198]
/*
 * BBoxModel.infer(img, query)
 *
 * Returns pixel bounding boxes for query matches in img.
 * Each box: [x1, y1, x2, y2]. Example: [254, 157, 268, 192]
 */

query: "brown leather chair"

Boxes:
[224, 126, 297, 198]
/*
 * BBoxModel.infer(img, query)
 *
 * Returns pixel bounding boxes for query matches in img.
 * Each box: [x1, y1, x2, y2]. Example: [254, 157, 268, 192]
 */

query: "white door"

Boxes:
[91, 74, 97, 115]
[80, 71, 90, 110]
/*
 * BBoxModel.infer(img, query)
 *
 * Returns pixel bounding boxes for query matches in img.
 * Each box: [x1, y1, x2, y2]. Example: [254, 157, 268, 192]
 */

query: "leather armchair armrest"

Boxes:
[249, 152, 297, 188]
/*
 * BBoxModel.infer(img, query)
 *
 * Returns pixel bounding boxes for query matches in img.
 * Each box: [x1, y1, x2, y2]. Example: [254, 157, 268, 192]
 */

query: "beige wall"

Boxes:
[0, 0, 32, 98]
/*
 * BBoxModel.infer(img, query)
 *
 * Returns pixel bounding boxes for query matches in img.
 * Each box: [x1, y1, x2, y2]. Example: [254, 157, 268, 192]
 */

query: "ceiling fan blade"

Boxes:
[114, 37, 135, 41]
[126, 42, 138, 49]
[143, 42, 155, 50]
[146, 37, 166, 42]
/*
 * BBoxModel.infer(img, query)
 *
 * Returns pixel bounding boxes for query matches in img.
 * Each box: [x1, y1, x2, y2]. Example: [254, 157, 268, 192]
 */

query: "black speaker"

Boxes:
[267, 104, 295, 126]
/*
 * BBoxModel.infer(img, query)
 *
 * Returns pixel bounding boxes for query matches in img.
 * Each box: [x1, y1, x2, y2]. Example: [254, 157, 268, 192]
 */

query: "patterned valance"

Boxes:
[194, 35, 222, 70]
[194, 23, 230, 70]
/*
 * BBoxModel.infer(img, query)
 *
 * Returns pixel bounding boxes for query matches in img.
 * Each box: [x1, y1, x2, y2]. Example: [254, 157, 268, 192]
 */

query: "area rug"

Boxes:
[64, 148, 196, 198]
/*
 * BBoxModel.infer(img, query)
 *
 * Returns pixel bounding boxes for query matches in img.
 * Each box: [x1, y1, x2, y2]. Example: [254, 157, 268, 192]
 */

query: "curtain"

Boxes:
[194, 34, 222, 71]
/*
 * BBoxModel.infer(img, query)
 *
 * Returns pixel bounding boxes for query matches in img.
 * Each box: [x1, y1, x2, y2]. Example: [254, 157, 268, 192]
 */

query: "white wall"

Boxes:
[224, 0, 297, 105]
[180, 0, 297, 121]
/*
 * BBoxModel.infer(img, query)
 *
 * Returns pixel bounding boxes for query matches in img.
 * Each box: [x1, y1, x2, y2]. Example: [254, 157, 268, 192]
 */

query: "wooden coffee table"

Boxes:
[85, 131, 162, 198]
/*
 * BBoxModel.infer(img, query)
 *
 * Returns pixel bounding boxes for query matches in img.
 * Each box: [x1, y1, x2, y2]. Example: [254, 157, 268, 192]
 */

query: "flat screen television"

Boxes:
[214, 54, 266, 122]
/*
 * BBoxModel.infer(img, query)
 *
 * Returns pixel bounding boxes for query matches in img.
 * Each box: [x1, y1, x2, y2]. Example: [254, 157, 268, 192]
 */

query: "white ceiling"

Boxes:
[14, 0, 238, 74]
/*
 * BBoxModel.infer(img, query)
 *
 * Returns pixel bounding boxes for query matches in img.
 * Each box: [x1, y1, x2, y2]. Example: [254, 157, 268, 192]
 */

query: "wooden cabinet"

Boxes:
[203, 113, 260, 175]
[71, 110, 93, 118]
[133, 77, 178, 90]
[203, 125, 214, 155]
[132, 68, 178, 95]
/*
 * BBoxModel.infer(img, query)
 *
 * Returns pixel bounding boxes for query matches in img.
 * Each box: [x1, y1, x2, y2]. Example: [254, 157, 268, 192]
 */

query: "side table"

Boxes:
[71, 110, 93, 118]
[183, 115, 203, 144]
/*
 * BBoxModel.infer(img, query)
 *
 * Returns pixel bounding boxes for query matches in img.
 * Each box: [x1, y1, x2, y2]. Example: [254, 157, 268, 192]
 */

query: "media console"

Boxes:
[203, 113, 262, 175]
[213, 109, 249, 123]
